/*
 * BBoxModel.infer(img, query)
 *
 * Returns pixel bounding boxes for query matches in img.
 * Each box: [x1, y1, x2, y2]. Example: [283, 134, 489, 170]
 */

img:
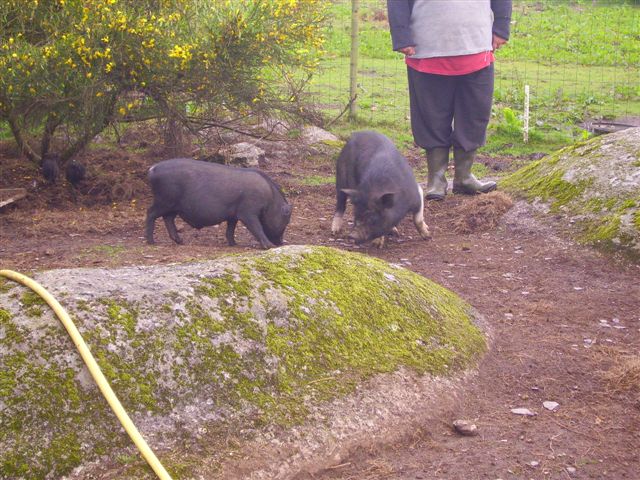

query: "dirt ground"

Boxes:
[1, 132, 639, 480]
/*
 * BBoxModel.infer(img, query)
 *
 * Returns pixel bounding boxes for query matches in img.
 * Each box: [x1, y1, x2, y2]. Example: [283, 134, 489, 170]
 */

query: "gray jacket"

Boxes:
[387, 0, 512, 57]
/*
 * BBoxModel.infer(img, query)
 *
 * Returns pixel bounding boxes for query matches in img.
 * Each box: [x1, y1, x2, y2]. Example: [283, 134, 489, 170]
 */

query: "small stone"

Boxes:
[529, 460, 539, 467]
[566, 466, 577, 474]
[511, 408, 537, 417]
[452, 419, 478, 436]
[543, 401, 560, 411]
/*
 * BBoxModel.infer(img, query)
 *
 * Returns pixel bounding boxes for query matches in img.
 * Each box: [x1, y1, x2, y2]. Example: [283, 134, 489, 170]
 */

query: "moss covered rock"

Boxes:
[0, 246, 486, 479]
[502, 127, 640, 259]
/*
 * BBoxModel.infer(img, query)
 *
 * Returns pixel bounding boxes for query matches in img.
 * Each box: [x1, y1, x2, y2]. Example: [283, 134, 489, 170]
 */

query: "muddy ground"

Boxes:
[1, 132, 639, 480]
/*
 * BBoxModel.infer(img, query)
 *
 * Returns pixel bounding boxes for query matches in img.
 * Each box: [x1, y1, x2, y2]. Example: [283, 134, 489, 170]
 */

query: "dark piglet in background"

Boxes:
[41, 153, 60, 184]
[65, 159, 86, 186]
[145, 158, 292, 249]
[332, 131, 430, 247]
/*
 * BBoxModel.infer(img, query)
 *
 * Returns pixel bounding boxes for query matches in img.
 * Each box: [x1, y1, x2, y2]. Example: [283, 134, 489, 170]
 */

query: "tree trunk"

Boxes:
[163, 112, 187, 158]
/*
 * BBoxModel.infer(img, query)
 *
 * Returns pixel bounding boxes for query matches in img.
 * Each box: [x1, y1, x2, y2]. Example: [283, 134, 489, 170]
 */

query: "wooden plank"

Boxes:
[0, 188, 27, 209]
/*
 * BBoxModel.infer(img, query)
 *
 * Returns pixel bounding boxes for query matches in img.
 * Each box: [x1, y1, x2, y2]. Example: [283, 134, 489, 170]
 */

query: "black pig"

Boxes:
[332, 131, 430, 247]
[145, 158, 292, 249]
[41, 153, 60, 184]
[65, 159, 86, 186]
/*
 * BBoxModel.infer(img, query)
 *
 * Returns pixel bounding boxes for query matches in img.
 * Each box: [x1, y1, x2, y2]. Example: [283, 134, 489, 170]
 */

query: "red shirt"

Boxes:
[406, 50, 494, 76]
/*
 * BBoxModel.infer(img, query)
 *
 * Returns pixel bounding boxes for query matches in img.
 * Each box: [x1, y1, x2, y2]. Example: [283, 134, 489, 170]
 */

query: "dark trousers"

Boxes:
[407, 63, 494, 152]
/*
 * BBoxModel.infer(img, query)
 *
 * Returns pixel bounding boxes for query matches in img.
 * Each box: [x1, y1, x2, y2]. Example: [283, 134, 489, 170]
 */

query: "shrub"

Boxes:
[0, 0, 326, 165]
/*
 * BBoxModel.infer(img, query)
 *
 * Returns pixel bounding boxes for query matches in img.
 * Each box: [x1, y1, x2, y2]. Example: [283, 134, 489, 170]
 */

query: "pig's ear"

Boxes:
[379, 192, 395, 209]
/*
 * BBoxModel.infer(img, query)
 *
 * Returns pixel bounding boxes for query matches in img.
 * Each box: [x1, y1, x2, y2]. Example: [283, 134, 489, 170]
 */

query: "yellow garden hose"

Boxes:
[0, 269, 173, 480]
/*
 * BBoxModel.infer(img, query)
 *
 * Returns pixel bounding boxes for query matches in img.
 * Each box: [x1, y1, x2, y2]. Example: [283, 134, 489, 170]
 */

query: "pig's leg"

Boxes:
[145, 206, 159, 244]
[240, 215, 275, 249]
[413, 185, 431, 239]
[331, 190, 348, 235]
[225, 219, 238, 246]
[163, 214, 184, 244]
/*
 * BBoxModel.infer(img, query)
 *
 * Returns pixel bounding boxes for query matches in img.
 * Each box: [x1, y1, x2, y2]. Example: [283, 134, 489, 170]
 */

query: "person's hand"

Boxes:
[492, 34, 508, 51]
[398, 46, 416, 56]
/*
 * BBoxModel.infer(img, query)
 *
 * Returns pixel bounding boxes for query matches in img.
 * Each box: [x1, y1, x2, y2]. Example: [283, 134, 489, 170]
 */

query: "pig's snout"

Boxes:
[348, 227, 368, 244]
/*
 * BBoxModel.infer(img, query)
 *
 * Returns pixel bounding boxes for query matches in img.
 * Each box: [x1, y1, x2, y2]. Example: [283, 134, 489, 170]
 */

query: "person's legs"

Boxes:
[407, 67, 456, 199]
[451, 64, 496, 194]
[452, 64, 494, 151]
[407, 67, 456, 149]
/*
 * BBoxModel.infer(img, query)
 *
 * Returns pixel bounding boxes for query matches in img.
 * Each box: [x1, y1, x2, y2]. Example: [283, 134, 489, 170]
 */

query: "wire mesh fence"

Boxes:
[310, 0, 640, 132]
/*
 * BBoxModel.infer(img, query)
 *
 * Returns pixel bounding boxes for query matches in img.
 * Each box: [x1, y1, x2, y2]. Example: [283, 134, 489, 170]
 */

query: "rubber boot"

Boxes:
[452, 148, 497, 195]
[425, 147, 450, 201]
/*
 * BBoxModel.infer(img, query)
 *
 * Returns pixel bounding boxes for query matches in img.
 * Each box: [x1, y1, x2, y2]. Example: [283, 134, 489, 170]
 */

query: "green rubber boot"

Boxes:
[452, 148, 497, 195]
[425, 147, 450, 201]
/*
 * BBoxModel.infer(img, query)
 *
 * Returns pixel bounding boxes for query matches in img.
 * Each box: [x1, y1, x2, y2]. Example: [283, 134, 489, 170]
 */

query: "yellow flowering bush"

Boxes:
[0, 0, 326, 165]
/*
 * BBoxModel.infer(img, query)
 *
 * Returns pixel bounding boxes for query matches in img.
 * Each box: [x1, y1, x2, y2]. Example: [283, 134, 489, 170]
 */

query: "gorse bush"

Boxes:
[0, 0, 326, 165]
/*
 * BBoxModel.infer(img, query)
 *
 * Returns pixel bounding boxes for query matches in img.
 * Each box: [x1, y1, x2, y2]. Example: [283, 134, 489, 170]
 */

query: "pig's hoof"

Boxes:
[371, 236, 386, 249]
[331, 215, 343, 236]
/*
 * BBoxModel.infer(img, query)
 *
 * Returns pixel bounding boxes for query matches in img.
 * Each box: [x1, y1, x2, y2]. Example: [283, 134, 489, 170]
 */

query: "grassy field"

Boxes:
[311, 0, 640, 155]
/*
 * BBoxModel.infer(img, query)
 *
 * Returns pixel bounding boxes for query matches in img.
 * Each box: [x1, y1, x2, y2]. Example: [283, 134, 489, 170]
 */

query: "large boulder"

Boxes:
[502, 127, 640, 259]
[0, 246, 487, 479]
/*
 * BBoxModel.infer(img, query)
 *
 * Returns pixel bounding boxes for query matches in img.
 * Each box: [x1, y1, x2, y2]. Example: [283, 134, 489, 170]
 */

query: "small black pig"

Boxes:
[145, 158, 292, 249]
[41, 153, 60, 184]
[332, 131, 430, 247]
[65, 159, 86, 186]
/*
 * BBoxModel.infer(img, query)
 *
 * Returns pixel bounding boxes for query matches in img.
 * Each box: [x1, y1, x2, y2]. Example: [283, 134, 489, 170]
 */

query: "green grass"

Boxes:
[297, 174, 335, 186]
[313, 0, 640, 156]
[0, 121, 12, 140]
[87, 245, 127, 257]
[503, 2, 640, 67]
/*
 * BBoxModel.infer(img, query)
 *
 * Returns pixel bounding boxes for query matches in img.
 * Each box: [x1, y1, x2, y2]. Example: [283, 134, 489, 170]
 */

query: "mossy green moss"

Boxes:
[501, 157, 591, 211]
[0, 277, 14, 294]
[502, 130, 640, 258]
[87, 300, 163, 413]
[1, 347, 126, 479]
[1, 246, 486, 479]
[252, 247, 485, 426]
[21, 290, 46, 317]
[0, 308, 22, 346]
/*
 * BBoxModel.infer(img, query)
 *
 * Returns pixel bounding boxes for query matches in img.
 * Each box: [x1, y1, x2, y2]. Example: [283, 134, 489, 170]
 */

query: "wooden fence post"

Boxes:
[349, 0, 360, 120]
